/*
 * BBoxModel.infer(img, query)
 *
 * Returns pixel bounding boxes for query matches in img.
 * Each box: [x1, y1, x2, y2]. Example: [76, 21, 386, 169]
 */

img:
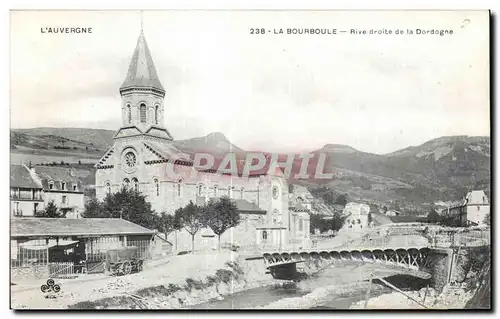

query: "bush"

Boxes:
[215, 269, 234, 284]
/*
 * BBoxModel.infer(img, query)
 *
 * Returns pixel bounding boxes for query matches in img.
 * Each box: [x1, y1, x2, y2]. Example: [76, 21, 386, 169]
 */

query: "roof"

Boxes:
[11, 218, 155, 238]
[465, 190, 489, 205]
[206, 197, 267, 214]
[255, 224, 287, 230]
[120, 31, 165, 92]
[389, 215, 426, 223]
[233, 199, 266, 214]
[34, 166, 81, 191]
[10, 165, 42, 189]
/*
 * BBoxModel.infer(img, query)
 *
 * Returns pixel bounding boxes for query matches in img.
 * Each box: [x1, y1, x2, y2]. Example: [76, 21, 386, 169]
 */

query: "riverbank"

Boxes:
[12, 251, 281, 309]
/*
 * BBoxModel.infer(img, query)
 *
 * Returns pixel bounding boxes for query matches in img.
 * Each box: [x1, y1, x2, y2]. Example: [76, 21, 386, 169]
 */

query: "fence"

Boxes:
[48, 262, 78, 277]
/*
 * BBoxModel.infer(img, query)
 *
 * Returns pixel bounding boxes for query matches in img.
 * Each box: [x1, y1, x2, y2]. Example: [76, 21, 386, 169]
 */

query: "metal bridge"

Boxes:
[262, 246, 442, 280]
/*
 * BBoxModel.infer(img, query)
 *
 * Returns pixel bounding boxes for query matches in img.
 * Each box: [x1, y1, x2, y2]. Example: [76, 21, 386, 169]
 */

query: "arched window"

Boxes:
[132, 178, 139, 192]
[123, 178, 130, 189]
[140, 103, 147, 123]
[240, 187, 244, 199]
[197, 184, 203, 196]
[262, 231, 268, 240]
[227, 186, 233, 198]
[155, 105, 159, 124]
[177, 180, 182, 197]
[127, 104, 132, 124]
[105, 182, 111, 194]
[153, 178, 159, 196]
[61, 182, 66, 191]
[213, 185, 218, 197]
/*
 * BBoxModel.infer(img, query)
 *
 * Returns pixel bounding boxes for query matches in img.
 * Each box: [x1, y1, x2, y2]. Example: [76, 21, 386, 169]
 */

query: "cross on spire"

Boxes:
[140, 10, 143, 32]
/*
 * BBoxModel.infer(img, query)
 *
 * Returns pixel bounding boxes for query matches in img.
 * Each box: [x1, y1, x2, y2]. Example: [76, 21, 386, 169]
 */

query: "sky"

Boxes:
[10, 10, 490, 154]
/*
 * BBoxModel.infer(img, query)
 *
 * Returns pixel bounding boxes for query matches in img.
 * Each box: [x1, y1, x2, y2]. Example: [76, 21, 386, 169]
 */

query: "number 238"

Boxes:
[250, 28, 266, 34]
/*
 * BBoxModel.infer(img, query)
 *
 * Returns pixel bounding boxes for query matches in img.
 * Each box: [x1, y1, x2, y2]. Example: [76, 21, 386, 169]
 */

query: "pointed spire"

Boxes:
[120, 31, 165, 93]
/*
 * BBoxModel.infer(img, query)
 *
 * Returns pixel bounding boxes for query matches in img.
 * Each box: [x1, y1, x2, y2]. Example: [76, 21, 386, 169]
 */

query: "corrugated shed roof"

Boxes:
[10, 165, 42, 189]
[11, 218, 155, 237]
[120, 31, 165, 92]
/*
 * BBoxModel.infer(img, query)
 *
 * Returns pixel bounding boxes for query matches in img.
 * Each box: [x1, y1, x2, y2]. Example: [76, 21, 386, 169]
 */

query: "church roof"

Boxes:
[120, 31, 165, 92]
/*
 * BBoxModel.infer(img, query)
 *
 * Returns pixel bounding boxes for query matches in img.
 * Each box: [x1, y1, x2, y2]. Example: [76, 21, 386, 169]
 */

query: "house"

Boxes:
[32, 166, 85, 218]
[340, 202, 370, 232]
[10, 164, 86, 218]
[464, 190, 490, 226]
[436, 190, 490, 227]
[10, 164, 44, 217]
[11, 218, 155, 282]
[386, 210, 402, 217]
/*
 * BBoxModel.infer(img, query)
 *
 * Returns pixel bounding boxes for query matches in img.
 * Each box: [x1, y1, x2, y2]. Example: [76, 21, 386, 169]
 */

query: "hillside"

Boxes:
[12, 127, 115, 148]
[10, 128, 490, 212]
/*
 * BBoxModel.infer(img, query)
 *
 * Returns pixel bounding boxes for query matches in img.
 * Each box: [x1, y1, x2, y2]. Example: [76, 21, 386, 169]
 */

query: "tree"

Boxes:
[158, 212, 181, 241]
[483, 213, 490, 226]
[82, 187, 158, 230]
[36, 200, 64, 218]
[203, 196, 240, 250]
[83, 197, 103, 218]
[174, 201, 205, 251]
[335, 194, 347, 206]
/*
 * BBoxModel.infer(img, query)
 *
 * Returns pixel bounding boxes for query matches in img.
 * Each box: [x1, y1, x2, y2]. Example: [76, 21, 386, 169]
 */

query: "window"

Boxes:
[227, 187, 233, 198]
[198, 184, 203, 196]
[14, 202, 21, 216]
[105, 182, 111, 194]
[123, 178, 130, 188]
[154, 179, 159, 196]
[127, 104, 132, 124]
[62, 195, 67, 204]
[177, 180, 182, 197]
[240, 187, 244, 199]
[34, 203, 39, 214]
[61, 182, 66, 191]
[73, 184, 77, 191]
[272, 186, 279, 199]
[132, 178, 139, 192]
[49, 182, 54, 190]
[155, 105, 159, 124]
[357, 219, 361, 224]
[213, 185, 218, 197]
[477, 206, 480, 211]
[262, 231, 268, 240]
[140, 103, 147, 123]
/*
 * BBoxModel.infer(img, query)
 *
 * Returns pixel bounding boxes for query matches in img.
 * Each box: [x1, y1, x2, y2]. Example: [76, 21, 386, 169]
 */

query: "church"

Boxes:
[94, 30, 310, 251]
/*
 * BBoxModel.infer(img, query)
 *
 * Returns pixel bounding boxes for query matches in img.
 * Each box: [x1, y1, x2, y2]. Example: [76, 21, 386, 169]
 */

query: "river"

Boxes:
[192, 263, 427, 309]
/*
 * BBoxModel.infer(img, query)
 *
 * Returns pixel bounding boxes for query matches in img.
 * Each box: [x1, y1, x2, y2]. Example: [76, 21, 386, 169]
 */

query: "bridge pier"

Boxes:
[269, 263, 298, 280]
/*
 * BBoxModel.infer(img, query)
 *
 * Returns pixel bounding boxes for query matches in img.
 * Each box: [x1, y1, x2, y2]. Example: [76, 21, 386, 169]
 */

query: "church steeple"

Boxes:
[120, 31, 165, 94]
[118, 31, 172, 141]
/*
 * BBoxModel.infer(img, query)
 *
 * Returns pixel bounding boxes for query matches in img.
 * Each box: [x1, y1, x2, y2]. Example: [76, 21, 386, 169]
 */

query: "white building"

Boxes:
[340, 202, 370, 232]
[10, 164, 85, 218]
[464, 190, 490, 226]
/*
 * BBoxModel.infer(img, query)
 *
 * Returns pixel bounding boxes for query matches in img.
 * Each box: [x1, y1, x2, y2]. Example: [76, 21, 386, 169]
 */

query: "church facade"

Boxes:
[95, 31, 310, 251]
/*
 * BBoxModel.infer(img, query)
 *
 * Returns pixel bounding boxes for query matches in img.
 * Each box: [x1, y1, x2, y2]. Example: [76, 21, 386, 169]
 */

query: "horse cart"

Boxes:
[104, 246, 144, 276]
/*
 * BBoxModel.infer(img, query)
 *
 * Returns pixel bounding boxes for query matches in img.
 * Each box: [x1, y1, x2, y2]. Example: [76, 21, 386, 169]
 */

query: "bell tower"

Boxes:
[118, 30, 173, 140]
